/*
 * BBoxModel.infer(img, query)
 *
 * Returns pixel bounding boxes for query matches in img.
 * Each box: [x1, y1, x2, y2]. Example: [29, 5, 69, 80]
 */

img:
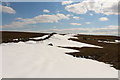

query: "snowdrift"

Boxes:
[1, 34, 118, 78]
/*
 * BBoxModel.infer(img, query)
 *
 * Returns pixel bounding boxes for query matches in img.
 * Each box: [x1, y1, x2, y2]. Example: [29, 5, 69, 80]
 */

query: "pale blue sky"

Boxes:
[1, 1, 119, 35]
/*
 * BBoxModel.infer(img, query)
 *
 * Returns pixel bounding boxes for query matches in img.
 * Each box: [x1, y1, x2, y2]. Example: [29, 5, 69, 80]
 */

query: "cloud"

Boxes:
[89, 13, 93, 16]
[2, 13, 69, 28]
[65, 0, 119, 15]
[33, 13, 69, 23]
[42, 25, 118, 35]
[62, 1, 73, 5]
[85, 22, 91, 24]
[99, 17, 108, 21]
[66, 14, 73, 17]
[43, 9, 50, 13]
[65, 2, 87, 14]
[73, 16, 80, 19]
[70, 23, 81, 26]
[0, 5, 16, 14]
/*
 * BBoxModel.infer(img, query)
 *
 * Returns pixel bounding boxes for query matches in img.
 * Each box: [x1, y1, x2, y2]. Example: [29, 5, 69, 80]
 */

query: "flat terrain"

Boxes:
[2, 32, 118, 78]
[0, 31, 48, 43]
[1, 31, 120, 70]
[65, 34, 120, 70]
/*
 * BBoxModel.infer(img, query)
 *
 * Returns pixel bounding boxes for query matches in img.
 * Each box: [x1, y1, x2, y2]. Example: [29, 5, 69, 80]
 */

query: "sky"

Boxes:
[0, 0, 119, 35]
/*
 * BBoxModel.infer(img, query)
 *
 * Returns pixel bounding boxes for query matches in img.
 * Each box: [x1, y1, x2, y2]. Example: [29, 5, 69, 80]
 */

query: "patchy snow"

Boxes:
[13, 39, 18, 41]
[98, 40, 120, 43]
[29, 35, 49, 40]
[1, 34, 118, 78]
[44, 34, 103, 48]
[115, 40, 120, 43]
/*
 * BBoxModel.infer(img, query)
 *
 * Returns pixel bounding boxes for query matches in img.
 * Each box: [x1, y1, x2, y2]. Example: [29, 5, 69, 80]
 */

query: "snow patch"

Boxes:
[29, 35, 49, 40]
[98, 40, 120, 43]
[1, 34, 118, 78]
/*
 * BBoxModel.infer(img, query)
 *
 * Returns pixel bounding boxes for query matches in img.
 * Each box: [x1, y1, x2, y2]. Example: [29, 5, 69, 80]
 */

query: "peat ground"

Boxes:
[62, 34, 120, 70]
[0, 31, 57, 43]
[1, 31, 120, 70]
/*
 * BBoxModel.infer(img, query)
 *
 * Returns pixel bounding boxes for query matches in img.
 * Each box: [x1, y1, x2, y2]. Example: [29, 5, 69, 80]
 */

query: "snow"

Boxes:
[13, 39, 18, 41]
[115, 40, 120, 43]
[1, 34, 118, 78]
[0, 43, 2, 80]
[44, 34, 103, 48]
[29, 35, 49, 40]
[98, 40, 120, 43]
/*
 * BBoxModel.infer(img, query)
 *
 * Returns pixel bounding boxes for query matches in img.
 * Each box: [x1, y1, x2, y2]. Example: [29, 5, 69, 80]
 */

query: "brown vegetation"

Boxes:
[1, 31, 120, 70]
[62, 34, 120, 70]
[0, 31, 50, 43]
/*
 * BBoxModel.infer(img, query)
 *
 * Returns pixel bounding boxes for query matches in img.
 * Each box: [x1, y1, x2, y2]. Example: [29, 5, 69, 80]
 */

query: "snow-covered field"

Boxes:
[1, 34, 118, 78]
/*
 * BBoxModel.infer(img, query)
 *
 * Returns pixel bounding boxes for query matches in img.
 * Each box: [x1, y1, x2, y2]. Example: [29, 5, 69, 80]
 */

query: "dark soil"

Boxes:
[0, 31, 56, 43]
[61, 34, 120, 70]
[1, 31, 120, 70]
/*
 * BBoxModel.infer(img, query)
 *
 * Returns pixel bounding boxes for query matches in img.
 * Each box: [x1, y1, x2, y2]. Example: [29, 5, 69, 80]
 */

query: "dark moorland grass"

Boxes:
[61, 34, 120, 70]
[0, 31, 120, 70]
[0, 31, 49, 43]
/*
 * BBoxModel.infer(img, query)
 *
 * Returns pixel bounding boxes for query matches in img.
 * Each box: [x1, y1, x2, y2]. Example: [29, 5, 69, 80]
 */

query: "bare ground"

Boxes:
[60, 34, 120, 70]
[1, 31, 120, 69]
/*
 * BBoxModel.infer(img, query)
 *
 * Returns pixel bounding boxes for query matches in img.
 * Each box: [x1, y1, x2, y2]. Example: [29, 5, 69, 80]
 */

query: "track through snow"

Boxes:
[1, 34, 118, 78]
